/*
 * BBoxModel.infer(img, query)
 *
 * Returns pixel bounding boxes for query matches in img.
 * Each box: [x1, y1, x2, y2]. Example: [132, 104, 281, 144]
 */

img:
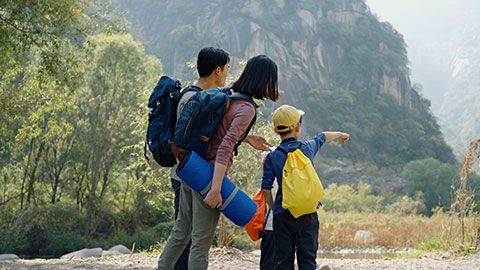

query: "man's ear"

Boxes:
[214, 66, 221, 76]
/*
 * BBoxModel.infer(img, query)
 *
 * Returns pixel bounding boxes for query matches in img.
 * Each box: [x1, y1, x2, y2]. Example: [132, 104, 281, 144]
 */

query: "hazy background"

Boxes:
[367, 0, 480, 157]
[367, 0, 472, 111]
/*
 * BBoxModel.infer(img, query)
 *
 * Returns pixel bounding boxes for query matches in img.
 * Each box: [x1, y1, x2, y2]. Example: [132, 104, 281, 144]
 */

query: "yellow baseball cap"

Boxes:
[272, 105, 305, 133]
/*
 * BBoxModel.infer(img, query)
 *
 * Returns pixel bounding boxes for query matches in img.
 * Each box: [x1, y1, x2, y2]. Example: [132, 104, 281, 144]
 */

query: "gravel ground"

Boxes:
[1, 248, 479, 270]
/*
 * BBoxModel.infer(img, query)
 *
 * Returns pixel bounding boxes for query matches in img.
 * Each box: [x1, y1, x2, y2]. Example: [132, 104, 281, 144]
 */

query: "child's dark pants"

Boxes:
[273, 211, 319, 270]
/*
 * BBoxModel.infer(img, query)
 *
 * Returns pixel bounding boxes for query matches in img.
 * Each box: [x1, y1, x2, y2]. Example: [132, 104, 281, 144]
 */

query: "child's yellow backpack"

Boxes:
[278, 146, 324, 218]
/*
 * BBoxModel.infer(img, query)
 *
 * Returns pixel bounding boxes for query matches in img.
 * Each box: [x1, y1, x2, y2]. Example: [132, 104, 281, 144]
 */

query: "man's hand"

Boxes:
[204, 190, 222, 208]
[339, 133, 350, 144]
[245, 135, 273, 151]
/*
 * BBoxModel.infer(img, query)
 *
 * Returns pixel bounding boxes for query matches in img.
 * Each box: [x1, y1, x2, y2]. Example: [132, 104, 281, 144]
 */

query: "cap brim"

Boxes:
[297, 109, 305, 116]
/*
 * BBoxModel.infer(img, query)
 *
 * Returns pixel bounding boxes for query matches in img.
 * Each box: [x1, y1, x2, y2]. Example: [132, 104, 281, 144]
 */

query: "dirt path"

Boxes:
[1, 248, 479, 270]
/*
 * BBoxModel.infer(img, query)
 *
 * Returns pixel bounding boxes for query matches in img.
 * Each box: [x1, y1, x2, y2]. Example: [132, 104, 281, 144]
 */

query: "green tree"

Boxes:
[306, 87, 456, 168]
[76, 33, 161, 238]
[401, 158, 458, 215]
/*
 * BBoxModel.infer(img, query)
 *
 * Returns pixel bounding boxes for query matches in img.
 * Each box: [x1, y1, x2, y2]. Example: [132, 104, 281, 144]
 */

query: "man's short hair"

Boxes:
[197, 47, 230, 77]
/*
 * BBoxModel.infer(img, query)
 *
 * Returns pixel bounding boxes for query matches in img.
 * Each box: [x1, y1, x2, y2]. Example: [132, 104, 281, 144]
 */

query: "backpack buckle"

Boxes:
[201, 136, 210, 142]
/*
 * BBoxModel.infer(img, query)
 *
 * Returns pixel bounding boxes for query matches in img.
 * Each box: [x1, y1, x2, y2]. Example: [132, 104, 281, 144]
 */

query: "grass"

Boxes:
[317, 210, 446, 249]
[145, 209, 479, 257]
[316, 209, 480, 256]
[138, 241, 166, 255]
[217, 209, 479, 254]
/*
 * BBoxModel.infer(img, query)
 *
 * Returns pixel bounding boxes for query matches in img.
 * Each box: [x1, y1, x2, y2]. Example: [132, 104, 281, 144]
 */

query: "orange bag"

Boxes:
[245, 189, 270, 241]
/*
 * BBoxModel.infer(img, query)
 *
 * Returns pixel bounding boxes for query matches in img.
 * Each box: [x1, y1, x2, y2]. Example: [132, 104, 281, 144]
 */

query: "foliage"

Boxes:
[306, 87, 456, 169]
[0, 203, 171, 257]
[0, 30, 171, 257]
[321, 182, 425, 214]
[400, 158, 459, 216]
[0, 0, 120, 146]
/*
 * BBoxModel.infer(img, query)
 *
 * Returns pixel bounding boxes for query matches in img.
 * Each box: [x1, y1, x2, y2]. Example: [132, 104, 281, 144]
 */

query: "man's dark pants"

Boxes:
[273, 211, 319, 270]
[171, 179, 191, 270]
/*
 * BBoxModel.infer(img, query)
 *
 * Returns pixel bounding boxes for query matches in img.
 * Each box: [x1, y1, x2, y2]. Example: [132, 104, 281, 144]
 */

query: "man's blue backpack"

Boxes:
[145, 76, 200, 167]
[173, 88, 257, 160]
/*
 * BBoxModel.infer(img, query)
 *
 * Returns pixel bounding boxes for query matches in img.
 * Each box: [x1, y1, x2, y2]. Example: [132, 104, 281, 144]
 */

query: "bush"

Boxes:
[45, 229, 84, 257]
[321, 182, 425, 214]
[401, 158, 458, 215]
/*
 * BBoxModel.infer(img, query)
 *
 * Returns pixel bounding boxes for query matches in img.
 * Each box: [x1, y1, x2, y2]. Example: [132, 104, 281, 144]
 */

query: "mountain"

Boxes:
[439, 18, 480, 158]
[119, 0, 456, 168]
[366, 0, 480, 159]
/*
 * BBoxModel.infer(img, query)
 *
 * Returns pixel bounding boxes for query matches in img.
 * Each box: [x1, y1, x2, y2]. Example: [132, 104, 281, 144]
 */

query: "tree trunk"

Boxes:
[84, 106, 102, 239]
[99, 161, 113, 199]
[122, 177, 129, 210]
[20, 139, 34, 209]
[26, 141, 45, 205]
[51, 173, 60, 204]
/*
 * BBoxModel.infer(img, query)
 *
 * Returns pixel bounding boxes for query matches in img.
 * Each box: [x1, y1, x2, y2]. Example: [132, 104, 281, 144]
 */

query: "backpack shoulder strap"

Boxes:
[177, 85, 201, 101]
[230, 93, 258, 156]
[262, 208, 272, 231]
[276, 143, 303, 156]
[222, 91, 259, 156]
[276, 145, 288, 155]
[229, 93, 257, 109]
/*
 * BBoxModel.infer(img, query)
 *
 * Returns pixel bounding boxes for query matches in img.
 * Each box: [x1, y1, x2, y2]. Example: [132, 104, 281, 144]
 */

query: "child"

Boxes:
[262, 105, 349, 270]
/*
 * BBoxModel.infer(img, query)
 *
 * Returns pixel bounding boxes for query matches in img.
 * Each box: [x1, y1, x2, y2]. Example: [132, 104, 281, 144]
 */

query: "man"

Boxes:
[165, 47, 272, 270]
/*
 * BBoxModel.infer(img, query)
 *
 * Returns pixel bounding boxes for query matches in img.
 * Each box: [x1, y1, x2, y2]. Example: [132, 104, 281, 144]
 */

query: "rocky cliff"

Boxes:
[121, 0, 422, 110]
[119, 0, 456, 166]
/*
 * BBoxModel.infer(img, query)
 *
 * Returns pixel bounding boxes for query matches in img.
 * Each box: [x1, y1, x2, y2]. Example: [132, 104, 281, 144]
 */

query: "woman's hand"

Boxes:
[204, 190, 223, 208]
[245, 135, 273, 151]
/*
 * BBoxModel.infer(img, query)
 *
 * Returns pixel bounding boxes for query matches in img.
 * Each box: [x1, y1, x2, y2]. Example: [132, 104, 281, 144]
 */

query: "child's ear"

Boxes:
[295, 123, 301, 132]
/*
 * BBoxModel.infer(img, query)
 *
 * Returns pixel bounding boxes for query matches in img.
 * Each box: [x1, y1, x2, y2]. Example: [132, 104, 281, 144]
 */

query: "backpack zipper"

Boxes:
[183, 108, 196, 137]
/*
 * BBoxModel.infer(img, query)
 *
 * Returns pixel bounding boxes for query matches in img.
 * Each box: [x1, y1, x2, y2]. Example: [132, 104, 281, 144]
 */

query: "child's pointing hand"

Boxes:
[339, 133, 350, 144]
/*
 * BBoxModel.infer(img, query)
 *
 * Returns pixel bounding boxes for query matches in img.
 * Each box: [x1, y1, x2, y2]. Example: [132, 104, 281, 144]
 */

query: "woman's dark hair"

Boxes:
[197, 47, 230, 77]
[231, 55, 279, 101]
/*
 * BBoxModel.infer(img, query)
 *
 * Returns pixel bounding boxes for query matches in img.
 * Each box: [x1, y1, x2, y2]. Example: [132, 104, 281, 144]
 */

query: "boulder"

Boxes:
[101, 250, 118, 257]
[0, 254, 19, 261]
[61, 248, 103, 259]
[354, 230, 375, 246]
[108, 244, 131, 254]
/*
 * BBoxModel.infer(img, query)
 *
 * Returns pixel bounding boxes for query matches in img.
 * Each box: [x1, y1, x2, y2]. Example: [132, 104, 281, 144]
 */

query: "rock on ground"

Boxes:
[0, 254, 19, 261]
[108, 245, 131, 255]
[0, 248, 479, 270]
[102, 245, 132, 257]
[60, 248, 103, 259]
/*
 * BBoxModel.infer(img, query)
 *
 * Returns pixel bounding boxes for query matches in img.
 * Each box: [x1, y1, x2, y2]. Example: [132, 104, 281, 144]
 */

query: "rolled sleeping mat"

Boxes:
[176, 151, 257, 226]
